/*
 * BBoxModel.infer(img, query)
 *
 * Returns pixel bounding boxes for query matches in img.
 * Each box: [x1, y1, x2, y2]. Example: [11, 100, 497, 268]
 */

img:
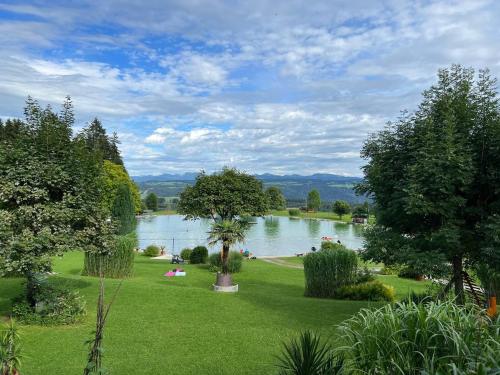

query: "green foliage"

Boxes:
[12, 283, 86, 325]
[288, 209, 300, 217]
[306, 189, 321, 211]
[0, 320, 22, 375]
[319, 241, 345, 251]
[144, 192, 159, 211]
[143, 245, 160, 257]
[78, 117, 123, 165]
[180, 248, 192, 261]
[207, 220, 248, 273]
[111, 183, 137, 235]
[304, 246, 358, 298]
[83, 234, 136, 278]
[332, 200, 350, 219]
[338, 301, 500, 374]
[398, 266, 422, 280]
[335, 281, 395, 302]
[102, 160, 142, 214]
[357, 66, 500, 301]
[265, 186, 287, 210]
[0, 97, 114, 302]
[189, 246, 208, 264]
[380, 264, 402, 275]
[178, 168, 268, 221]
[351, 202, 370, 218]
[208, 251, 243, 273]
[476, 263, 500, 297]
[276, 331, 344, 375]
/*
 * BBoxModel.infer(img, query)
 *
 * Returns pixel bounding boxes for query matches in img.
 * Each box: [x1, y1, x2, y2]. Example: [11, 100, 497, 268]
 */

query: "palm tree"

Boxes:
[208, 220, 248, 284]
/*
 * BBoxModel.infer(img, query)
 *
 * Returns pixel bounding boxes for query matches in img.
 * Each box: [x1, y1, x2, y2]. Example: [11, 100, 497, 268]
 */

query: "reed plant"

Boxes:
[83, 233, 136, 278]
[337, 301, 500, 374]
[304, 247, 358, 298]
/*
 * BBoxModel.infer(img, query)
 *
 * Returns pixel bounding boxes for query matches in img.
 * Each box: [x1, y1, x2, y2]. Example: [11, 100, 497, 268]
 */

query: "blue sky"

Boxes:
[0, 0, 499, 176]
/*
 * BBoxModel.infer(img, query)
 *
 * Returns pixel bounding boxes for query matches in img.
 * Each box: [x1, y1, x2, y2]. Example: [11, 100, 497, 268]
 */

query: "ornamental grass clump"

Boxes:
[83, 233, 136, 278]
[337, 301, 500, 374]
[304, 246, 358, 298]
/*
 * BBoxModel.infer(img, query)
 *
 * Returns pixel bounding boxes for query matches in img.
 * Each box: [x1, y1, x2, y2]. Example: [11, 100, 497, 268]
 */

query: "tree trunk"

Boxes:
[452, 255, 465, 305]
[26, 271, 37, 308]
[221, 243, 229, 275]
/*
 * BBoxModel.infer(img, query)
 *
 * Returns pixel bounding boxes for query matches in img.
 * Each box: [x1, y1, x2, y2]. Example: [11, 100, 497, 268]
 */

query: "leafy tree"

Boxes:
[178, 168, 268, 285]
[352, 202, 370, 219]
[333, 200, 351, 219]
[144, 192, 159, 211]
[208, 220, 247, 274]
[78, 118, 123, 165]
[265, 186, 287, 210]
[101, 161, 141, 214]
[307, 189, 321, 211]
[357, 65, 500, 303]
[111, 183, 136, 235]
[0, 97, 113, 306]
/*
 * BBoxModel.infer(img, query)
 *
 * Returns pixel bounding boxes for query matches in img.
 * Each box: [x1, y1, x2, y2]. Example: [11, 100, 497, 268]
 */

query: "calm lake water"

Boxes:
[136, 214, 365, 257]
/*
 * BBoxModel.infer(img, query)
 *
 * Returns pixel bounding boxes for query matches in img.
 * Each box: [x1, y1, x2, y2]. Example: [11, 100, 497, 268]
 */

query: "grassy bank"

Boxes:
[269, 209, 358, 223]
[0, 252, 427, 374]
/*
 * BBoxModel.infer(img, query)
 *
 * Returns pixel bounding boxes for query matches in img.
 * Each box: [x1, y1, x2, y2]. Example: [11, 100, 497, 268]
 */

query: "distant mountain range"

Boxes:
[133, 173, 366, 204]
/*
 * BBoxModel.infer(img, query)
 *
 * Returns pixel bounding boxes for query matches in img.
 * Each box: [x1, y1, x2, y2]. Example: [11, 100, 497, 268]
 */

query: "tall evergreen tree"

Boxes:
[111, 183, 136, 235]
[79, 118, 123, 165]
[357, 65, 500, 303]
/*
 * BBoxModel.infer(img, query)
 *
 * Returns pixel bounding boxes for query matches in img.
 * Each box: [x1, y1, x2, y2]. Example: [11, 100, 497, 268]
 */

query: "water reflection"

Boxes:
[264, 216, 280, 237]
[307, 219, 321, 237]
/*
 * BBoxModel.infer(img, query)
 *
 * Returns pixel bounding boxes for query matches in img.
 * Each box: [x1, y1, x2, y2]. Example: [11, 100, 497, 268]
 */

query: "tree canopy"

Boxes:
[178, 168, 268, 220]
[111, 183, 137, 235]
[307, 189, 321, 211]
[144, 192, 159, 211]
[265, 186, 287, 210]
[78, 118, 123, 165]
[333, 200, 351, 219]
[101, 160, 141, 214]
[357, 65, 500, 301]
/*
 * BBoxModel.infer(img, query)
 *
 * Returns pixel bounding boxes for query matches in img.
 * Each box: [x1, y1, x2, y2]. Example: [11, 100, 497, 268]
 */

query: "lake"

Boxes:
[136, 214, 365, 257]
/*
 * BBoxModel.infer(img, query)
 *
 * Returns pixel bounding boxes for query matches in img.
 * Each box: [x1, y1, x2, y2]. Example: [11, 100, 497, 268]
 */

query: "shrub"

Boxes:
[189, 246, 208, 264]
[398, 266, 422, 280]
[304, 246, 358, 298]
[355, 267, 375, 283]
[379, 264, 402, 275]
[208, 251, 243, 273]
[143, 244, 160, 257]
[12, 284, 86, 325]
[335, 281, 395, 302]
[180, 248, 192, 261]
[83, 233, 136, 278]
[0, 320, 22, 374]
[337, 301, 500, 374]
[275, 331, 344, 375]
[288, 208, 300, 217]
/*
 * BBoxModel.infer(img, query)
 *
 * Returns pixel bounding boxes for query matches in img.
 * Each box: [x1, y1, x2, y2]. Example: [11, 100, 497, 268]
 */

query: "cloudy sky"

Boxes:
[0, 0, 499, 176]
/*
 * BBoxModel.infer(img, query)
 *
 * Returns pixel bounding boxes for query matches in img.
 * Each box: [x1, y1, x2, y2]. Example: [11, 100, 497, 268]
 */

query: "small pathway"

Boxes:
[260, 257, 304, 269]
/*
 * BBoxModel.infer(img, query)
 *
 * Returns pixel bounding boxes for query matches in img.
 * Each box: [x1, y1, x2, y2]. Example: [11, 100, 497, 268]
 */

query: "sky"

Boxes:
[0, 0, 499, 176]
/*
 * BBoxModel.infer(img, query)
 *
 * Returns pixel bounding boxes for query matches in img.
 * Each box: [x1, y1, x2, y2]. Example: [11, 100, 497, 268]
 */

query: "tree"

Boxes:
[101, 161, 141, 214]
[0, 97, 113, 306]
[352, 202, 370, 219]
[111, 183, 136, 235]
[307, 189, 321, 211]
[144, 192, 158, 211]
[178, 168, 268, 286]
[78, 118, 123, 165]
[208, 220, 247, 275]
[265, 186, 287, 210]
[333, 200, 351, 219]
[357, 65, 500, 303]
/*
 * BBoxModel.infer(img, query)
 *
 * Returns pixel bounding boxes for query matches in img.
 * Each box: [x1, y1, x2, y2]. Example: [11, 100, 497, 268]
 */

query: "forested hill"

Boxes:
[133, 173, 366, 204]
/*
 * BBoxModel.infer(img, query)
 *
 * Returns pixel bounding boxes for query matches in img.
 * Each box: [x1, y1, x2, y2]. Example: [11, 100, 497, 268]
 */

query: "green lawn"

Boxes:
[269, 210, 375, 224]
[0, 252, 427, 375]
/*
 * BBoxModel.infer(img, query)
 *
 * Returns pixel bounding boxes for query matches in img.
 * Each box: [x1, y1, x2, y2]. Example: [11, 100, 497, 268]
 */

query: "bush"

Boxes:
[143, 244, 160, 257]
[288, 208, 300, 217]
[180, 248, 192, 261]
[304, 246, 358, 298]
[12, 284, 86, 325]
[337, 301, 500, 374]
[208, 251, 243, 273]
[379, 264, 402, 275]
[0, 320, 21, 373]
[355, 267, 375, 283]
[398, 266, 422, 280]
[335, 281, 395, 302]
[189, 246, 208, 264]
[83, 233, 136, 278]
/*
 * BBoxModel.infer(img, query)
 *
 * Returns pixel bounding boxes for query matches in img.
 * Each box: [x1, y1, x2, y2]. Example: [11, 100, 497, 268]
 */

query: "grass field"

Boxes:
[269, 210, 375, 224]
[0, 253, 427, 375]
